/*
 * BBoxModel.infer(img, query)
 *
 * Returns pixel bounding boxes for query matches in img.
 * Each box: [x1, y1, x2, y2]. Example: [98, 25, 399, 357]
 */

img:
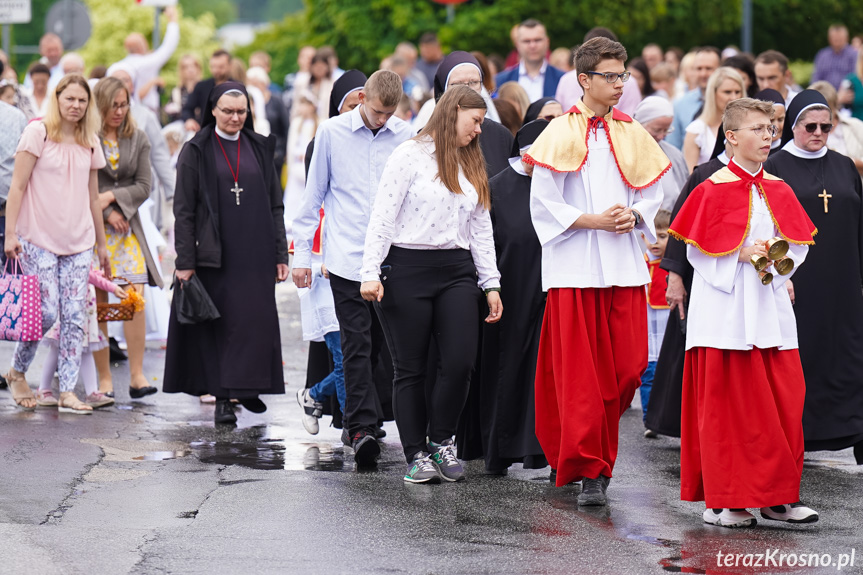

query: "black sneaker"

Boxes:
[214, 399, 237, 425]
[351, 431, 380, 467]
[577, 475, 609, 506]
[404, 452, 441, 484]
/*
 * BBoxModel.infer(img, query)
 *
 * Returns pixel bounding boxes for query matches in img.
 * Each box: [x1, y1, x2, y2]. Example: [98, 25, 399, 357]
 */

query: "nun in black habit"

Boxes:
[765, 90, 863, 462]
[645, 124, 731, 437]
[475, 120, 550, 473]
[165, 82, 289, 424]
[522, 97, 563, 125]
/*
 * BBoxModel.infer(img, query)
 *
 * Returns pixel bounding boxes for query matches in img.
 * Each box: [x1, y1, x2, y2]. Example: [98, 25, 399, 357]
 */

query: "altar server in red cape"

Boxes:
[669, 98, 819, 528]
[525, 37, 669, 506]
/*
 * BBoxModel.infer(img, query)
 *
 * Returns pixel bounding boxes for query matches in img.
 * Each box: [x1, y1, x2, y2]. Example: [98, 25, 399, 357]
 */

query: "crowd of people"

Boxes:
[1, 12, 862, 529]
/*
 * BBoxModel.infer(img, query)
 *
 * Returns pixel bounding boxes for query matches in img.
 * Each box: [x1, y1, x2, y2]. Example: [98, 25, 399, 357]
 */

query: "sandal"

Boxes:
[85, 392, 115, 409]
[36, 390, 59, 407]
[58, 392, 93, 415]
[200, 394, 216, 404]
[5, 369, 36, 411]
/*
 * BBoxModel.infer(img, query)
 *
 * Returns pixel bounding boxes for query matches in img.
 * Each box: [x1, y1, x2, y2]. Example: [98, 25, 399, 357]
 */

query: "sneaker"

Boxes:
[296, 388, 323, 434]
[577, 475, 610, 506]
[429, 439, 465, 482]
[85, 392, 115, 409]
[373, 425, 387, 439]
[36, 390, 59, 407]
[341, 428, 351, 447]
[643, 428, 659, 438]
[760, 502, 819, 524]
[703, 508, 757, 528]
[351, 430, 380, 467]
[404, 452, 442, 484]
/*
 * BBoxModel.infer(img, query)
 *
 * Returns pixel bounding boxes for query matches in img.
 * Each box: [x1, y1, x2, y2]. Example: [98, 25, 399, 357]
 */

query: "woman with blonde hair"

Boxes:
[360, 85, 503, 483]
[91, 76, 162, 400]
[496, 81, 531, 120]
[683, 67, 744, 170]
[4, 74, 110, 413]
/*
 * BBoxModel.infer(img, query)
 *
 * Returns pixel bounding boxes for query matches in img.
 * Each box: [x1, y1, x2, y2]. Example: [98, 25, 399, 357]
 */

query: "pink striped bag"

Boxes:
[0, 259, 43, 342]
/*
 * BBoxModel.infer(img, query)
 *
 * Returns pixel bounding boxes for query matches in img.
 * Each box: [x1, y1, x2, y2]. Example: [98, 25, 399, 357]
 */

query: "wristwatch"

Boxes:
[633, 211, 642, 227]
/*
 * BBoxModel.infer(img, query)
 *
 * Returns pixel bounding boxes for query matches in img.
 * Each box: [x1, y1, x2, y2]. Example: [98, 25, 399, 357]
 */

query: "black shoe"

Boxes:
[109, 337, 127, 361]
[238, 397, 267, 413]
[129, 385, 158, 399]
[577, 475, 610, 506]
[549, 468, 557, 483]
[351, 431, 380, 467]
[373, 425, 386, 439]
[0, 373, 7, 389]
[854, 441, 863, 465]
[214, 399, 237, 424]
[341, 428, 351, 447]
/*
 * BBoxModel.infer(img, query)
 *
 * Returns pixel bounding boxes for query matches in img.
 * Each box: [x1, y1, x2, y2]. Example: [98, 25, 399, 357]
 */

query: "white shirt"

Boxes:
[784, 85, 801, 107]
[111, 22, 181, 114]
[685, 118, 716, 167]
[519, 60, 547, 103]
[685, 161, 807, 351]
[530, 123, 663, 290]
[360, 137, 501, 289]
[298, 262, 340, 342]
[292, 105, 415, 281]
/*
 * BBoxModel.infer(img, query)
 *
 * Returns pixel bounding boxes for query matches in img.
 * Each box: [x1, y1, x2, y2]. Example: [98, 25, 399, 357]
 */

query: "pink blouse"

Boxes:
[15, 121, 107, 255]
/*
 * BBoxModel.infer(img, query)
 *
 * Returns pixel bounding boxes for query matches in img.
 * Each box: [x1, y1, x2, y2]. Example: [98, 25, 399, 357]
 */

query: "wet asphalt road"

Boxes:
[0, 284, 861, 575]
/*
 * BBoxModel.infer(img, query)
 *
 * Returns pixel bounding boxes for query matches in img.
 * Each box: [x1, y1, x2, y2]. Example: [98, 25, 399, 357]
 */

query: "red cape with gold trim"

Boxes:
[668, 160, 816, 257]
[288, 207, 324, 256]
[522, 99, 671, 190]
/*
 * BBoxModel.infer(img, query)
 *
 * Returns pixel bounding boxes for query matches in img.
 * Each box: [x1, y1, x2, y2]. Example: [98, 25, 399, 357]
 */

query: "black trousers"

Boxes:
[375, 247, 480, 461]
[329, 273, 388, 435]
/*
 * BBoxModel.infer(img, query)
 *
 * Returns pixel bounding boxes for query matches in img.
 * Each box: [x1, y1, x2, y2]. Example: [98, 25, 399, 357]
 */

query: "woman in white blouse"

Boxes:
[683, 67, 745, 171]
[360, 85, 503, 484]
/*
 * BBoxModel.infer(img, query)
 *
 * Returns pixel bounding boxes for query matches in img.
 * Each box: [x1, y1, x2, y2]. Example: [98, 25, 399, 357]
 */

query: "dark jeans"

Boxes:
[329, 272, 389, 435]
[375, 247, 480, 461]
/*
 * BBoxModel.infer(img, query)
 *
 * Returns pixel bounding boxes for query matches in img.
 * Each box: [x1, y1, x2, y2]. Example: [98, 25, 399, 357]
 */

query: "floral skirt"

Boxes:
[43, 284, 106, 352]
[106, 226, 147, 285]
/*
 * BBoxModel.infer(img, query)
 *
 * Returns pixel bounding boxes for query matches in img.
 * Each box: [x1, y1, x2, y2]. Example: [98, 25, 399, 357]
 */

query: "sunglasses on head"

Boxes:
[803, 122, 833, 134]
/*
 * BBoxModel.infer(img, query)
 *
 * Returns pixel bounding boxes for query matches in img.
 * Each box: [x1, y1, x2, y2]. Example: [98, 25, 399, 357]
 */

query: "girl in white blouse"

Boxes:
[360, 85, 503, 484]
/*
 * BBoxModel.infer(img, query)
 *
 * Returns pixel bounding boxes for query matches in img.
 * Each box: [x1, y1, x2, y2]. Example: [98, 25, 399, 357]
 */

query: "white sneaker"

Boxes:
[296, 388, 323, 435]
[702, 508, 757, 528]
[760, 502, 819, 524]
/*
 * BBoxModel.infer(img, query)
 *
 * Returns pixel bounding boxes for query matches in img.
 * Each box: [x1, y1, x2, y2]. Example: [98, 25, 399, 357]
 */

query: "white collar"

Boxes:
[731, 157, 762, 177]
[518, 60, 548, 77]
[508, 156, 529, 176]
[717, 151, 730, 165]
[215, 126, 239, 141]
[782, 139, 828, 159]
[770, 138, 781, 150]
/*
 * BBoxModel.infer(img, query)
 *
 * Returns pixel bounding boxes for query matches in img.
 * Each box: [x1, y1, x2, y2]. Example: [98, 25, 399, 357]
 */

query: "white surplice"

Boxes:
[685, 170, 808, 352]
[529, 123, 663, 291]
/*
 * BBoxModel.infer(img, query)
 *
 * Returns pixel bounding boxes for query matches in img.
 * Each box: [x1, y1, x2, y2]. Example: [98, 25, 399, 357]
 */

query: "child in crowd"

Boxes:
[641, 209, 671, 438]
[293, 208, 344, 435]
[36, 266, 129, 412]
[670, 98, 819, 527]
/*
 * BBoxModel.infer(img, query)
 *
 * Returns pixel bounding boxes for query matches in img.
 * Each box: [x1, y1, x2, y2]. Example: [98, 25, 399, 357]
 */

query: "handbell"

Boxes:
[775, 257, 795, 276]
[766, 237, 789, 260]
[759, 270, 774, 285]
[750, 253, 769, 272]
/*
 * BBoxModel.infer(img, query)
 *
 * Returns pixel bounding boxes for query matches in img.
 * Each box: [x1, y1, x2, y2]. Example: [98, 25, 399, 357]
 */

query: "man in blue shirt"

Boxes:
[812, 25, 859, 89]
[292, 70, 414, 466]
[667, 47, 720, 150]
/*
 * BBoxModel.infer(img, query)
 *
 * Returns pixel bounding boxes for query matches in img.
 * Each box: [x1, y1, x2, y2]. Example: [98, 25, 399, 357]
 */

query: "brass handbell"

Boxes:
[750, 254, 769, 272]
[766, 237, 789, 260]
[775, 257, 794, 276]
[759, 270, 774, 285]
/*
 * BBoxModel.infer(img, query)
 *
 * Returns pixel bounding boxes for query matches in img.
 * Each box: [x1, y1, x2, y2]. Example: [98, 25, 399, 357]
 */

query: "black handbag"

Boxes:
[173, 274, 220, 324]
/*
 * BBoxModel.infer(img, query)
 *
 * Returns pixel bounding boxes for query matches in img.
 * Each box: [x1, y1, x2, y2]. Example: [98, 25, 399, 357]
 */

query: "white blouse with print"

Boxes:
[360, 136, 501, 290]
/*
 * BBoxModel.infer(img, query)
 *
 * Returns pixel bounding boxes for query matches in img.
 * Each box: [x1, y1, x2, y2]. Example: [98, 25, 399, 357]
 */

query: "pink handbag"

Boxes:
[0, 259, 43, 342]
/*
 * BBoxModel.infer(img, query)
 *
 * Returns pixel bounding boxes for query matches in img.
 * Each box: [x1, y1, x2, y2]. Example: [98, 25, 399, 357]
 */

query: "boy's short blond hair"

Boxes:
[722, 98, 774, 131]
[363, 70, 404, 108]
[654, 209, 672, 230]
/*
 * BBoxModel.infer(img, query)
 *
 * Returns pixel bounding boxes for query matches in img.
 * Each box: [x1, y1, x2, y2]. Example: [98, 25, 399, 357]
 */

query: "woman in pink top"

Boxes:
[3, 74, 111, 413]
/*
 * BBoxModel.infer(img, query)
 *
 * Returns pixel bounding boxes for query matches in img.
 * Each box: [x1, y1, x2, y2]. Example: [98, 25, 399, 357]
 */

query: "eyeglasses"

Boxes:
[648, 125, 675, 136]
[802, 122, 833, 134]
[585, 71, 631, 83]
[112, 103, 130, 111]
[449, 80, 482, 90]
[729, 124, 777, 138]
[216, 106, 248, 117]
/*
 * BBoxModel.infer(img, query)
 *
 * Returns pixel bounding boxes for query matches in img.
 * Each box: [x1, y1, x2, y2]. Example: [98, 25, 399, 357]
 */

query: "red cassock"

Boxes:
[671, 161, 816, 508]
[535, 286, 647, 487]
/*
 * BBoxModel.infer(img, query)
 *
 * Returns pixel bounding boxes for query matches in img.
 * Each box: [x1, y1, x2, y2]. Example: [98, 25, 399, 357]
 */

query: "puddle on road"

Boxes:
[191, 440, 347, 471]
[133, 450, 191, 461]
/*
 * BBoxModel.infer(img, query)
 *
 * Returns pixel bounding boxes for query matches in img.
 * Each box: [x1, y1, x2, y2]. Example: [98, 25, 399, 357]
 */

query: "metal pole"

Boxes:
[2, 25, 10, 58]
[446, 5, 454, 23]
[741, 0, 752, 54]
[153, 8, 160, 50]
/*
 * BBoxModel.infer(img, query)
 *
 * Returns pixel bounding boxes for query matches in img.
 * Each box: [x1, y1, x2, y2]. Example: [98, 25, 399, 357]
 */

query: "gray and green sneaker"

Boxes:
[429, 439, 465, 482]
[404, 452, 441, 484]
